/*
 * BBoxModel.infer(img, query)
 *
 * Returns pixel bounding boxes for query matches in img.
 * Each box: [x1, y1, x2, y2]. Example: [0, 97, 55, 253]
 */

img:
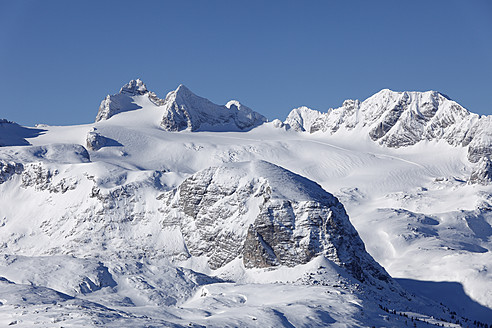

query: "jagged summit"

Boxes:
[173, 83, 193, 97]
[119, 78, 148, 96]
[95, 80, 266, 132]
[284, 106, 323, 132]
[162, 83, 213, 110]
[95, 79, 150, 122]
[284, 88, 491, 167]
[159, 84, 266, 132]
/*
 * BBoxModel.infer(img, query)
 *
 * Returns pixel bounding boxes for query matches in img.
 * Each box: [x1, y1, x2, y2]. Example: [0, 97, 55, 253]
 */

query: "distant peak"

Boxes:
[0, 119, 14, 124]
[119, 79, 148, 96]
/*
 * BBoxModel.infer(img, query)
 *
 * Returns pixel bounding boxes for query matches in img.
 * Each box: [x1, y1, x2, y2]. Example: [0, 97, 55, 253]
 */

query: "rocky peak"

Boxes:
[469, 157, 492, 185]
[225, 100, 267, 130]
[287, 89, 491, 169]
[160, 85, 266, 132]
[94, 80, 266, 130]
[162, 84, 212, 110]
[355, 89, 486, 155]
[95, 79, 153, 122]
[160, 160, 392, 287]
[284, 106, 322, 132]
[173, 84, 193, 99]
[341, 99, 360, 110]
[119, 79, 148, 96]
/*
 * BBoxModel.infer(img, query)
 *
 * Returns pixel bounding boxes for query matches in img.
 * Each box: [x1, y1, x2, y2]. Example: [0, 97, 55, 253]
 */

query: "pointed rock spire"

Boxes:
[159, 85, 266, 132]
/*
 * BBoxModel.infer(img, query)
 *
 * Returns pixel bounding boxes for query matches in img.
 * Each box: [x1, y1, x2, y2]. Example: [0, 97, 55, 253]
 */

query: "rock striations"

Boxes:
[284, 89, 492, 178]
[285, 89, 481, 147]
[160, 160, 392, 287]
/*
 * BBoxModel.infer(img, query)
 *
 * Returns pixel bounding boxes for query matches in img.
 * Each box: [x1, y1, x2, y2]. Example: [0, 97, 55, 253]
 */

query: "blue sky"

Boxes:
[1, 0, 491, 126]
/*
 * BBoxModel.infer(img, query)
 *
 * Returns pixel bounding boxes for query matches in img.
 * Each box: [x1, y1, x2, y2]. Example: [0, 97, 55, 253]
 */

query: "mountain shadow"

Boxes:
[0, 120, 46, 147]
[396, 278, 492, 322]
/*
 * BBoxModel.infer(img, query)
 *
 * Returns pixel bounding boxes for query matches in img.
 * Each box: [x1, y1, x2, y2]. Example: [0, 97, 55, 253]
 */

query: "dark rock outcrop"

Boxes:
[160, 160, 391, 286]
[469, 158, 492, 185]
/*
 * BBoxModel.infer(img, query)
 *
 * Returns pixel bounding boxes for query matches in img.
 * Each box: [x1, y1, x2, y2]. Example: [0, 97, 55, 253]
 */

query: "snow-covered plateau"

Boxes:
[0, 80, 490, 327]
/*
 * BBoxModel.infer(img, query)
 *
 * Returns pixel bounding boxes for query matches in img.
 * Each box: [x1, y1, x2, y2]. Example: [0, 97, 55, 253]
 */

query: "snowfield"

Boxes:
[0, 81, 490, 326]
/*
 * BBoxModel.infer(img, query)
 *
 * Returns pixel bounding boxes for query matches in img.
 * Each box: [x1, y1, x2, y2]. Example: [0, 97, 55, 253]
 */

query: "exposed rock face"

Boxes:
[284, 106, 323, 132]
[285, 89, 492, 168]
[0, 160, 78, 193]
[119, 79, 148, 96]
[310, 100, 360, 134]
[86, 128, 105, 151]
[466, 117, 492, 163]
[95, 79, 155, 122]
[159, 85, 266, 132]
[86, 128, 121, 151]
[0, 160, 23, 184]
[160, 160, 391, 285]
[21, 163, 78, 193]
[469, 158, 492, 185]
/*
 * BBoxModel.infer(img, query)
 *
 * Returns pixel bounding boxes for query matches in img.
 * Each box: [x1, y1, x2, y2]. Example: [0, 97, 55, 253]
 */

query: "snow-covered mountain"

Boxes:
[0, 80, 491, 326]
[285, 89, 492, 167]
[159, 84, 266, 132]
[96, 79, 266, 132]
[284, 106, 323, 132]
[159, 160, 395, 288]
[95, 79, 150, 121]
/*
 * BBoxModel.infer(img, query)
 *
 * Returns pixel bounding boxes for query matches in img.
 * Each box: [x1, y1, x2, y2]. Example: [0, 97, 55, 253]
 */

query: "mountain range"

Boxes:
[0, 79, 490, 327]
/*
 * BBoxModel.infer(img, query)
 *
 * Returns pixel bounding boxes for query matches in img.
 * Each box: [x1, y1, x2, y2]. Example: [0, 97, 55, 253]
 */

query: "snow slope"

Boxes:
[0, 80, 491, 326]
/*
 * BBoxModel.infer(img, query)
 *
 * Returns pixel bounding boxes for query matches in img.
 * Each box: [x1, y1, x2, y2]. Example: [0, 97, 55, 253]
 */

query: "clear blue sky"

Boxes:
[1, 0, 491, 126]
